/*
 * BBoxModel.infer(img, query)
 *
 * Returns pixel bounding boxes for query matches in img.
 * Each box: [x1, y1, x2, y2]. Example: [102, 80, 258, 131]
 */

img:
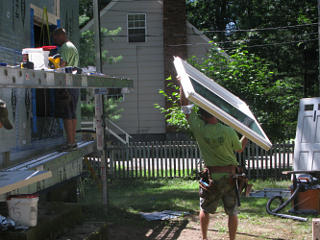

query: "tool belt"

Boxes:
[199, 165, 249, 200]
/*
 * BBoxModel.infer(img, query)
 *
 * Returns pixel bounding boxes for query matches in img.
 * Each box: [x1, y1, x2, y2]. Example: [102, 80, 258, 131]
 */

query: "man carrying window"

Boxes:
[179, 77, 247, 240]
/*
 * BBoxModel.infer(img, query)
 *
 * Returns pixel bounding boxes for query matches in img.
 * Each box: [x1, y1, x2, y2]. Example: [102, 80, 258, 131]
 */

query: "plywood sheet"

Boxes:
[0, 170, 52, 195]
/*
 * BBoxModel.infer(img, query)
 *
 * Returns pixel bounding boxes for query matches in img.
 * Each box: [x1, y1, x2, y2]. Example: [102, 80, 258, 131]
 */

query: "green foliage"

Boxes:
[105, 97, 123, 122]
[79, 27, 123, 67]
[186, 0, 233, 41]
[79, 14, 90, 28]
[154, 76, 189, 131]
[191, 43, 302, 141]
[81, 96, 123, 122]
[186, 0, 318, 97]
[81, 102, 95, 119]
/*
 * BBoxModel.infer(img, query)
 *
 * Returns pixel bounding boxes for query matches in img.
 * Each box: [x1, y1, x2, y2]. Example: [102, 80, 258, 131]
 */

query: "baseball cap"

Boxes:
[0, 99, 13, 129]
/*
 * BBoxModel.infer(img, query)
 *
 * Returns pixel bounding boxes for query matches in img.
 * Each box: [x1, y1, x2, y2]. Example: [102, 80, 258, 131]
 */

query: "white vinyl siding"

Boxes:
[96, 1, 164, 134]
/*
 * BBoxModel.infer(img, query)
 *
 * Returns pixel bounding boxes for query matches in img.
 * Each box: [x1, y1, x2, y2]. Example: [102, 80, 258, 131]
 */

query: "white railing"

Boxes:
[81, 118, 131, 145]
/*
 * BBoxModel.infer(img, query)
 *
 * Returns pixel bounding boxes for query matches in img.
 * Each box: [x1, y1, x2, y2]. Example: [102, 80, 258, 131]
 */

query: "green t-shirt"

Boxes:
[60, 41, 79, 67]
[189, 110, 242, 167]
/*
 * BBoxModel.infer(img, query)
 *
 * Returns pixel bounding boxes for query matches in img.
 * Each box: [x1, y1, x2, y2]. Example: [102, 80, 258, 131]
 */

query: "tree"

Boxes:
[186, 0, 233, 42]
[79, 27, 122, 67]
[186, 0, 318, 97]
[81, 97, 124, 121]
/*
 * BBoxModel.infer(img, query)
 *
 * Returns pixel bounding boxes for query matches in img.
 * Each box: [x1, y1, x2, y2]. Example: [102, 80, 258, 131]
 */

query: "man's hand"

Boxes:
[236, 136, 248, 153]
[60, 60, 66, 67]
[178, 75, 191, 119]
[178, 75, 189, 107]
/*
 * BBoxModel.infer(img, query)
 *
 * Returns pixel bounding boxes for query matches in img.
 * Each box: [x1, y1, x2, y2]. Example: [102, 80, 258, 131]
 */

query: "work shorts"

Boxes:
[55, 89, 79, 119]
[200, 175, 238, 216]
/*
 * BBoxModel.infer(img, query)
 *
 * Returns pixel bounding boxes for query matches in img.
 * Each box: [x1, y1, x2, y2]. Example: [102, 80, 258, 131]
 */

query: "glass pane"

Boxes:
[190, 77, 263, 137]
[128, 15, 135, 21]
[128, 22, 134, 28]
[128, 29, 145, 42]
[305, 104, 314, 111]
[136, 20, 145, 27]
[136, 14, 145, 20]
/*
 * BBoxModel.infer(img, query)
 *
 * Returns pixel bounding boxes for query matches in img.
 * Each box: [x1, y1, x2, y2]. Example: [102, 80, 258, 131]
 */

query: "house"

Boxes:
[0, 1, 132, 203]
[81, 0, 213, 140]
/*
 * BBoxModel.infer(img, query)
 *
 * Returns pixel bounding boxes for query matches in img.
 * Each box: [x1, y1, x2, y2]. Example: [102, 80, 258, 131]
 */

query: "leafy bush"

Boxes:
[154, 76, 189, 131]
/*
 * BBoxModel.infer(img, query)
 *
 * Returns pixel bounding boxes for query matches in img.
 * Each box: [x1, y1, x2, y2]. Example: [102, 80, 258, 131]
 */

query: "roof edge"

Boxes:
[186, 21, 229, 59]
[80, 0, 119, 33]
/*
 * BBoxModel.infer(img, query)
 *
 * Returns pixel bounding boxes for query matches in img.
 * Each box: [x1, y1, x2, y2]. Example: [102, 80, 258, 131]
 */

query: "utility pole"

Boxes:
[93, 0, 108, 206]
[318, 0, 320, 95]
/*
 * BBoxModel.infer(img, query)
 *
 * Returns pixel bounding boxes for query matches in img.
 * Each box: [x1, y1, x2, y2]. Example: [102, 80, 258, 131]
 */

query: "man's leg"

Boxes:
[72, 118, 77, 145]
[228, 214, 238, 240]
[200, 209, 210, 240]
[70, 89, 79, 146]
[63, 119, 73, 144]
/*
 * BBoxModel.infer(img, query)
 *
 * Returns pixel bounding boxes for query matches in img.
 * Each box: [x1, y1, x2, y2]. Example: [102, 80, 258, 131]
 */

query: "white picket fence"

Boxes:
[84, 140, 294, 180]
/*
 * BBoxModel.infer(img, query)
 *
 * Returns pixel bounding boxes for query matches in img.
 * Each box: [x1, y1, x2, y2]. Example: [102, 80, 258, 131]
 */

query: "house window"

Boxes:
[128, 13, 146, 42]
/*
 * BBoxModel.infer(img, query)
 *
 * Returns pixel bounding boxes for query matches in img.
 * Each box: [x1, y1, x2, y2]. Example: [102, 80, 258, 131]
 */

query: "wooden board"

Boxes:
[0, 170, 52, 195]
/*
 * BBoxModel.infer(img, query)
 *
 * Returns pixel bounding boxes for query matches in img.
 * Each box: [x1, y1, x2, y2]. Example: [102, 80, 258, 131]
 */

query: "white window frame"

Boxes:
[174, 56, 272, 151]
[127, 13, 146, 43]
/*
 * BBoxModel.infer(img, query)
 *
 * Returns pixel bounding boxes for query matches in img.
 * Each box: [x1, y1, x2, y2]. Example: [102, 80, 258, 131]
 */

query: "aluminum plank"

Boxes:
[0, 66, 133, 89]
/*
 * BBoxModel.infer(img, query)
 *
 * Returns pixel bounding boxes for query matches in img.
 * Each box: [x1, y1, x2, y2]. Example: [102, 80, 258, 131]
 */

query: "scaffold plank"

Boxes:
[0, 66, 132, 89]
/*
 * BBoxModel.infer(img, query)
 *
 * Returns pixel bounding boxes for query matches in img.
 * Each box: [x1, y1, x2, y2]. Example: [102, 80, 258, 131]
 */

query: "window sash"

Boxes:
[173, 56, 272, 151]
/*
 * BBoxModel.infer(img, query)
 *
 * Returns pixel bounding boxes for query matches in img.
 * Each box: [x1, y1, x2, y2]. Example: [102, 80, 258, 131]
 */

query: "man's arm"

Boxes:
[235, 136, 248, 153]
[177, 76, 191, 119]
[60, 60, 66, 67]
[177, 76, 188, 106]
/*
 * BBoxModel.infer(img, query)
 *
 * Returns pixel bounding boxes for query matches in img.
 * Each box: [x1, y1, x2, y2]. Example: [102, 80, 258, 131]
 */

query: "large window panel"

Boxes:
[174, 57, 272, 150]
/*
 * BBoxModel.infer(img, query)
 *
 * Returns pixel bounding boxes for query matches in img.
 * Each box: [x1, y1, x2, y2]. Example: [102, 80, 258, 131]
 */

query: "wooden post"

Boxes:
[2, 151, 10, 168]
[318, 0, 320, 95]
[93, 0, 108, 206]
[313, 218, 320, 240]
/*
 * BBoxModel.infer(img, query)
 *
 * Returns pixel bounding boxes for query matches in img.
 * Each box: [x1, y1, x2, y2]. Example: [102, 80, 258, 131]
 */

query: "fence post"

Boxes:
[182, 141, 186, 177]
[247, 142, 251, 179]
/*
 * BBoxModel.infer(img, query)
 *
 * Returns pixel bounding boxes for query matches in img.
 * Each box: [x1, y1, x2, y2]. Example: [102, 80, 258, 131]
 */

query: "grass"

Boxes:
[78, 177, 313, 239]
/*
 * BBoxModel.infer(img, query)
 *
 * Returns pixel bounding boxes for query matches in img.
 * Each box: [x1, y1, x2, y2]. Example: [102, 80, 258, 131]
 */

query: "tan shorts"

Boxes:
[200, 175, 238, 216]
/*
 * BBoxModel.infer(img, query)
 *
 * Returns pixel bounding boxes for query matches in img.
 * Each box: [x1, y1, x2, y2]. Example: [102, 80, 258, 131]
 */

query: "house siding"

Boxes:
[98, 0, 165, 135]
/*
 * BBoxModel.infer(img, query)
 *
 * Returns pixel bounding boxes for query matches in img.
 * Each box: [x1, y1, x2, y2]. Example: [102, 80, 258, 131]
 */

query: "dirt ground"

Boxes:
[54, 205, 311, 240]
[105, 211, 311, 240]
